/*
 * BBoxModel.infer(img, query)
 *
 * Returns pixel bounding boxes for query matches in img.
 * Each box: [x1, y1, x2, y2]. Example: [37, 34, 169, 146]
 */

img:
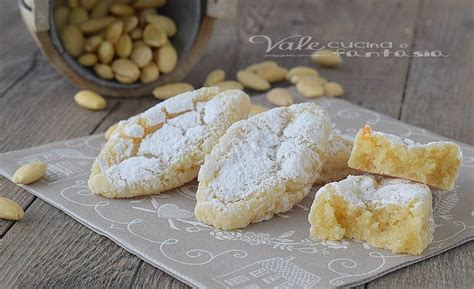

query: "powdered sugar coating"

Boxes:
[195, 103, 332, 229]
[106, 157, 163, 189]
[372, 131, 417, 147]
[123, 123, 145, 138]
[142, 107, 166, 126]
[373, 131, 462, 154]
[88, 87, 251, 198]
[318, 175, 432, 208]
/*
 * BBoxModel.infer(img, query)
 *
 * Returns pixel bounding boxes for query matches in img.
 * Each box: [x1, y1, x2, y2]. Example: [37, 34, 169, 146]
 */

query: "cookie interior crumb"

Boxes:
[309, 175, 434, 255]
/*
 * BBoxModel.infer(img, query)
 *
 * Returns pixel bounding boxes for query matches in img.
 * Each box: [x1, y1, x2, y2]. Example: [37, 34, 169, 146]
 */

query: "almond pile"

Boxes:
[201, 49, 344, 107]
[54, 0, 177, 84]
[71, 48, 344, 110]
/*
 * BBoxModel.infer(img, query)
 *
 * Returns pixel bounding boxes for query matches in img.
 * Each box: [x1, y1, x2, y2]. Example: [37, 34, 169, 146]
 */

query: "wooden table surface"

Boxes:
[1, 0, 473, 288]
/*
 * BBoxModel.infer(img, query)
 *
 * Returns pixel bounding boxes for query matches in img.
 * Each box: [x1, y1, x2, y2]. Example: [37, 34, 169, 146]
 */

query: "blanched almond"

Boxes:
[140, 62, 160, 83]
[311, 49, 342, 67]
[145, 14, 177, 36]
[138, 8, 157, 26]
[131, 44, 153, 68]
[236, 70, 270, 91]
[296, 75, 324, 84]
[204, 69, 225, 86]
[0, 197, 24, 221]
[143, 24, 167, 47]
[133, 0, 167, 10]
[324, 82, 344, 96]
[105, 20, 123, 43]
[94, 63, 114, 79]
[115, 34, 132, 58]
[84, 35, 103, 52]
[296, 77, 324, 98]
[78, 53, 98, 66]
[91, 0, 112, 18]
[245, 61, 277, 71]
[112, 58, 140, 83]
[68, 7, 89, 25]
[123, 16, 139, 32]
[157, 44, 177, 73]
[246, 61, 287, 83]
[266, 88, 293, 106]
[79, 16, 115, 33]
[80, 0, 98, 11]
[153, 82, 194, 100]
[109, 3, 135, 16]
[287, 66, 318, 84]
[54, 5, 70, 31]
[97, 40, 114, 64]
[61, 25, 84, 57]
[12, 162, 47, 185]
[74, 90, 107, 110]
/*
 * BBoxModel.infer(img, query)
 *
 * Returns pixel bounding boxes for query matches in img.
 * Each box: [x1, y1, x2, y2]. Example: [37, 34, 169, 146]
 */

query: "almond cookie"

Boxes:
[309, 175, 434, 255]
[348, 125, 462, 190]
[195, 103, 331, 229]
[88, 87, 250, 198]
[315, 134, 360, 185]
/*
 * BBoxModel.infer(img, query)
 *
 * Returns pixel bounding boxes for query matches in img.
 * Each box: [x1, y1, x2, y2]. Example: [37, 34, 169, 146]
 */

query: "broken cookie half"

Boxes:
[88, 87, 251, 198]
[309, 175, 434, 255]
[348, 125, 462, 191]
[195, 103, 332, 229]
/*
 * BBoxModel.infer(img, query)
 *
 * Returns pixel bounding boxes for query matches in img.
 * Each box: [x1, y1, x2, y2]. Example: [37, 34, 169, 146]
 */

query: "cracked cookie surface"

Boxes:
[88, 87, 251, 198]
[195, 103, 331, 229]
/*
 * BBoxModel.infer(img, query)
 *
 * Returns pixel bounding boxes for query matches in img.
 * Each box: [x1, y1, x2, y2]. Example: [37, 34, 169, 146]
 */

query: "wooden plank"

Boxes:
[367, 242, 474, 288]
[0, 1, 38, 96]
[369, 0, 474, 287]
[400, 0, 474, 144]
[129, 262, 190, 289]
[0, 198, 142, 288]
